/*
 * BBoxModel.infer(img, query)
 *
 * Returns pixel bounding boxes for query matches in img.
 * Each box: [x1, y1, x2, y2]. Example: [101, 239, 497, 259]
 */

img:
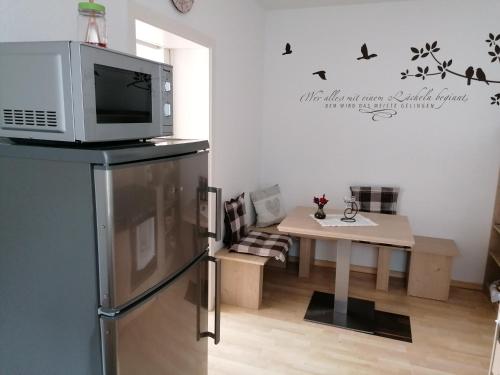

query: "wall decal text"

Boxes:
[299, 87, 469, 121]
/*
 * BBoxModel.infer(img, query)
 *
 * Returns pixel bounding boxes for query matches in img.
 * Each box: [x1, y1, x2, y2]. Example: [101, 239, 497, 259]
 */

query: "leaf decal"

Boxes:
[491, 94, 500, 105]
[401, 37, 500, 107]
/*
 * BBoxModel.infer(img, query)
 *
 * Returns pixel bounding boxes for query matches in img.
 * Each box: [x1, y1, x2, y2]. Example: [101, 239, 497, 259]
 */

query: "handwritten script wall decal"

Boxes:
[299, 87, 468, 121]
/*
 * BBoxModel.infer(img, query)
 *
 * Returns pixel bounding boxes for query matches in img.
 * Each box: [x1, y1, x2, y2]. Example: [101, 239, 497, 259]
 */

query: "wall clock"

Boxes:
[172, 0, 194, 13]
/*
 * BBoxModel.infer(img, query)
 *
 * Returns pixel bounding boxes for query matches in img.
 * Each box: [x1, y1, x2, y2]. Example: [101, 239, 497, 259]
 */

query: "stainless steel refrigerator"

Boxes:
[0, 138, 221, 375]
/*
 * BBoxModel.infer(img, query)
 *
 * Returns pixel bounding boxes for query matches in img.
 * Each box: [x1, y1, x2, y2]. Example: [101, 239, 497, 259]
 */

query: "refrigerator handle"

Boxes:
[199, 256, 221, 345]
[207, 187, 222, 241]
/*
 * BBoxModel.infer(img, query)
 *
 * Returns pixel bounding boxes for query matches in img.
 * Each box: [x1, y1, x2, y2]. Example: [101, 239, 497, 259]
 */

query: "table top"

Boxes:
[278, 206, 415, 248]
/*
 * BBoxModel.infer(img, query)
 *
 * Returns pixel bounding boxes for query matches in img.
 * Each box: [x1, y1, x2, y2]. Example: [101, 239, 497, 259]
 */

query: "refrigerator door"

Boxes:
[101, 253, 209, 375]
[95, 151, 209, 310]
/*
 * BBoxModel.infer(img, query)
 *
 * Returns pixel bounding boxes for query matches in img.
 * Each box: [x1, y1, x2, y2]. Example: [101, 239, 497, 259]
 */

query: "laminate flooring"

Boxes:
[209, 263, 496, 375]
[208, 263, 495, 375]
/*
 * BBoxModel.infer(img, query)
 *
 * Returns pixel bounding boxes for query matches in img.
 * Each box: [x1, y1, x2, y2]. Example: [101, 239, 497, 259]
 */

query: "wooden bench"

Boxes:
[257, 222, 458, 301]
[215, 248, 271, 309]
[224, 224, 457, 301]
[376, 235, 459, 301]
[248, 224, 283, 235]
[250, 225, 459, 301]
[215, 224, 290, 309]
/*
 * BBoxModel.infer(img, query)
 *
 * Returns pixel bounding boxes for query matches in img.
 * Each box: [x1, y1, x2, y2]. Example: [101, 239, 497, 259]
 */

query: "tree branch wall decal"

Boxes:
[401, 34, 500, 106]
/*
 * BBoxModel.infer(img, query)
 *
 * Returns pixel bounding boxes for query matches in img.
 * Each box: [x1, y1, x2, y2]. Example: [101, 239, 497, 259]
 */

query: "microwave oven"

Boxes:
[0, 41, 172, 143]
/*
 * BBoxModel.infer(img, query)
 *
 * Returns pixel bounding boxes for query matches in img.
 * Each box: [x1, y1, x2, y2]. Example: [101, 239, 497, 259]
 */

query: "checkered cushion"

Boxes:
[350, 186, 400, 215]
[223, 193, 248, 246]
[230, 231, 292, 262]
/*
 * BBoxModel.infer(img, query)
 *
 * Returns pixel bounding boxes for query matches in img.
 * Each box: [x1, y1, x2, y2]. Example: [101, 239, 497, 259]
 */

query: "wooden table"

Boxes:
[278, 206, 415, 338]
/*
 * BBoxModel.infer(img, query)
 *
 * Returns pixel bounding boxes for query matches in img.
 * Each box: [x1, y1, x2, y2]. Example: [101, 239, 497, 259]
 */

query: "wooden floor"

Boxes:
[208, 263, 495, 375]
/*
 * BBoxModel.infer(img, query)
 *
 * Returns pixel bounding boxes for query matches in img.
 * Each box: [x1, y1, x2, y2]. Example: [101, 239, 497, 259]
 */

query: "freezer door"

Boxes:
[100, 254, 209, 375]
[95, 151, 209, 310]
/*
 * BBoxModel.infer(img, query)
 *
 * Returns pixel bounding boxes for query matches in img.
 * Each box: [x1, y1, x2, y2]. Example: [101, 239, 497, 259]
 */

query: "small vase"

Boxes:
[314, 205, 326, 219]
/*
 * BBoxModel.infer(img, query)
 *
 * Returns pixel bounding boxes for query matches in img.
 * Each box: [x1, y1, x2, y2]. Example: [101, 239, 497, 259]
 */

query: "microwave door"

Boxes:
[100, 253, 210, 375]
[94, 151, 209, 311]
[76, 43, 163, 142]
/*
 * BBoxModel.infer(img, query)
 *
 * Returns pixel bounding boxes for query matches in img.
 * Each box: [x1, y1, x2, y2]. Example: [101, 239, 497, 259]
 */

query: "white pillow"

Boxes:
[250, 184, 286, 227]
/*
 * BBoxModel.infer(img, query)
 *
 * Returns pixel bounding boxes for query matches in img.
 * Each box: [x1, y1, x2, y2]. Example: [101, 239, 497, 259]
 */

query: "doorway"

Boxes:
[135, 19, 210, 141]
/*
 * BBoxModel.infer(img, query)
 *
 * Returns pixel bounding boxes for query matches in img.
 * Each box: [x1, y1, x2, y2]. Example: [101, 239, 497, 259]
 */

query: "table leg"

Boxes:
[299, 237, 315, 278]
[304, 239, 411, 341]
[334, 239, 352, 315]
[376, 246, 392, 291]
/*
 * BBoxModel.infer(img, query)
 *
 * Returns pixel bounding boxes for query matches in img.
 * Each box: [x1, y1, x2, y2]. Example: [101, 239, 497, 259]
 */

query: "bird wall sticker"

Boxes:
[282, 42, 292, 55]
[476, 68, 489, 85]
[357, 43, 378, 60]
[400, 34, 500, 106]
[465, 66, 474, 85]
[312, 70, 327, 80]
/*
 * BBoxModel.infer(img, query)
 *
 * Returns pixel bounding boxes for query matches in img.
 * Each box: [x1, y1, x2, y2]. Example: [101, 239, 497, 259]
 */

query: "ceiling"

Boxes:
[256, 0, 408, 10]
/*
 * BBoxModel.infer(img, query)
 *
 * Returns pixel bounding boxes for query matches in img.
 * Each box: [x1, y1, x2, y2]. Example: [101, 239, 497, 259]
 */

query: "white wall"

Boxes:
[0, 0, 266, 247]
[0, 0, 129, 52]
[261, 0, 500, 283]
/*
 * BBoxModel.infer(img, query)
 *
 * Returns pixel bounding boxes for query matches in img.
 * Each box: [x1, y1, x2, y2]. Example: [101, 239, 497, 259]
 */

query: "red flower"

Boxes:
[313, 194, 329, 207]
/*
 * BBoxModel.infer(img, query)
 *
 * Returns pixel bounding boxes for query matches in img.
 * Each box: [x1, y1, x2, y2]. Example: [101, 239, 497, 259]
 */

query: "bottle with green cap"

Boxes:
[78, 0, 107, 47]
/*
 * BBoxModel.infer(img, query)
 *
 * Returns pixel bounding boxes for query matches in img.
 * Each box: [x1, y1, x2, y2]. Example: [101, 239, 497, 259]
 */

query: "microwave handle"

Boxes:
[207, 187, 222, 241]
